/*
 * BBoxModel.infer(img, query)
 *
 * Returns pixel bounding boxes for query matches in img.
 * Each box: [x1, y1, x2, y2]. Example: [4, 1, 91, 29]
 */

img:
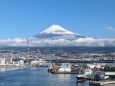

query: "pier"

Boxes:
[89, 80, 115, 86]
[47, 59, 115, 63]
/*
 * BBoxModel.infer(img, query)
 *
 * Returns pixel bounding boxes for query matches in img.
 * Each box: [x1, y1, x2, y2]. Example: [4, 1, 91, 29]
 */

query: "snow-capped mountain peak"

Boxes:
[40, 25, 77, 35]
[34, 25, 85, 39]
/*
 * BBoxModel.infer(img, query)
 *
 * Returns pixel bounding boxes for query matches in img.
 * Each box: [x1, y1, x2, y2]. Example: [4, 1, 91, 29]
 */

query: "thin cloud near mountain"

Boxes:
[105, 25, 115, 31]
[0, 37, 115, 47]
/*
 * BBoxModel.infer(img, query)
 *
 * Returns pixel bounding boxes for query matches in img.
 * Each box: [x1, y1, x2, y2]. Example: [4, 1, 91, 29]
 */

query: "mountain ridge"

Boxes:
[40, 25, 77, 35]
[34, 25, 85, 39]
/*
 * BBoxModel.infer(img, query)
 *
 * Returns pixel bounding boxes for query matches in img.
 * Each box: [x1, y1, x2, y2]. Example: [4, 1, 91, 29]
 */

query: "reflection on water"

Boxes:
[0, 67, 21, 72]
[57, 74, 71, 81]
[76, 81, 89, 86]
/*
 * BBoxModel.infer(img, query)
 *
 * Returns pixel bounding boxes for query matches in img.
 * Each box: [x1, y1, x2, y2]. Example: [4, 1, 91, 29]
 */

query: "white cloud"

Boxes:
[0, 38, 27, 47]
[0, 37, 115, 47]
[105, 26, 115, 31]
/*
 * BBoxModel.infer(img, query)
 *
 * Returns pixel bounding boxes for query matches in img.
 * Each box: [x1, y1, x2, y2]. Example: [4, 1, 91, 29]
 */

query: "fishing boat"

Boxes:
[76, 68, 93, 81]
[76, 68, 85, 82]
[84, 69, 93, 80]
[77, 74, 85, 82]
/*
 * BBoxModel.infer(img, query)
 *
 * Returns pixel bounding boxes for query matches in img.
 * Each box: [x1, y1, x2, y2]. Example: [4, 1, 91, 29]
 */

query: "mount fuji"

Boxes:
[0, 25, 115, 47]
[34, 25, 85, 40]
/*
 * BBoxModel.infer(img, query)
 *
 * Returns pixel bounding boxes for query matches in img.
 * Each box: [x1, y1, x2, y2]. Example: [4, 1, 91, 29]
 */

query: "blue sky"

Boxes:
[0, 0, 115, 39]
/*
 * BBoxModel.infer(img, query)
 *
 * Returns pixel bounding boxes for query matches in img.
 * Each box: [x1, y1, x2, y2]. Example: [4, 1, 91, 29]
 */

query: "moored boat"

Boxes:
[76, 74, 85, 82]
[76, 68, 93, 81]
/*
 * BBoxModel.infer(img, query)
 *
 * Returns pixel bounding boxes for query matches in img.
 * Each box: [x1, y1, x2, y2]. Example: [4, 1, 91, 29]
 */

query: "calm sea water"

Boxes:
[0, 67, 89, 86]
[0, 67, 115, 86]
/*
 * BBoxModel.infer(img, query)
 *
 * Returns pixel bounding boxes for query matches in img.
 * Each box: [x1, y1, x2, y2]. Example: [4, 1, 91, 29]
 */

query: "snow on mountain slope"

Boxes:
[34, 25, 85, 39]
[40, 25, 77, 35]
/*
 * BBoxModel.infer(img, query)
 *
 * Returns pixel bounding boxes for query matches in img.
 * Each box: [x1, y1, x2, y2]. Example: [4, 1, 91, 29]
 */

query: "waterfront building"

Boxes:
[0, 58, 5, 65]
[5, 58, 13, 64]
[19, 60, 24, 65]
[12, 60, 20, 65]
[31, 60, 39, 66]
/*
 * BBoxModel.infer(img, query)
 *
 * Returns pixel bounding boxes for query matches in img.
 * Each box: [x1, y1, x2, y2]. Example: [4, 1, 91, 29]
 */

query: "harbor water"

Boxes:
[0, 67, 115, 86]
[0, 67, 89, 86]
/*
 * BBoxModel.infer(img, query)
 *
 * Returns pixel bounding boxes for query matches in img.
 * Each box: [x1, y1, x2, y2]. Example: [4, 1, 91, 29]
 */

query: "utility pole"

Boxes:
[27, 38, 30, 55]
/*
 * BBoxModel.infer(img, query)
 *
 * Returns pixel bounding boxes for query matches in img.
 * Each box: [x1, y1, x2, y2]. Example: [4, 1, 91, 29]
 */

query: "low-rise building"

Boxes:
[0, 58, 5, 65]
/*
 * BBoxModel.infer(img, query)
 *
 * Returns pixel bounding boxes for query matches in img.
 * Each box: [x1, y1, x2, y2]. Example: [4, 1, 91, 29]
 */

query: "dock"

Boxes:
[51, 71, 79, 74]
[89, 80, 115, 86]
[50, 69, 84, 74]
